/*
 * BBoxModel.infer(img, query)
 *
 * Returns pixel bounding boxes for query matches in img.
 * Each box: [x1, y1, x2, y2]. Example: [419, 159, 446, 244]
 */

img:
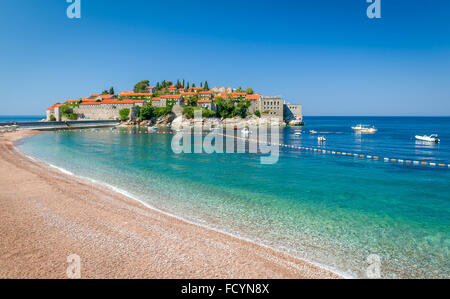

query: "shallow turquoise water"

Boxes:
[18, 117, 450, 278]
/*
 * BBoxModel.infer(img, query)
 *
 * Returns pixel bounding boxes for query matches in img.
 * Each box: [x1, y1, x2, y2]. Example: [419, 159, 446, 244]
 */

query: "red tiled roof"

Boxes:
[119, 93, 152, 96]
[180, 92, 197, 96]
[199, 91, 212, 95]
[99, 94, 115, 99]
[145, 86, 155, 89]
[90, 94, 100, 97]
[246, 94, 261, 100]
[198, 100, 212, 103]
[161, 95, 182, 99]
[102, 99, 139, 104]
[65, 99, 80, 103]
[152, 97, 161, 101]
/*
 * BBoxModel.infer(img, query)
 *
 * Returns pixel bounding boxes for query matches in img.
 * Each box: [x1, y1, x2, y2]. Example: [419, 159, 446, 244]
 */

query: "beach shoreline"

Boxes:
[0, 130, 341, 279]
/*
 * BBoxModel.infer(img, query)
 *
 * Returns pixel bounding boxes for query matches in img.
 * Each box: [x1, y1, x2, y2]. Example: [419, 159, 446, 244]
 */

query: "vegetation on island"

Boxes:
[60, 104, 78, 120]
[134, 80, 150, 93]
[119, 108, 130, 121]
[214, 97, 251, 118]
[139, 104, 173, 120]
[102, 87, 115, 95]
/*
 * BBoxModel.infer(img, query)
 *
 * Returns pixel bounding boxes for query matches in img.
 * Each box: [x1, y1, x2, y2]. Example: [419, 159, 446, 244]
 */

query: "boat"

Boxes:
[294, 130, 302, 136]
[351, 124, 377, 133]
[415, 134, 440, 143]
[318, 136, 326, 142]
[309, 130, 318, 134]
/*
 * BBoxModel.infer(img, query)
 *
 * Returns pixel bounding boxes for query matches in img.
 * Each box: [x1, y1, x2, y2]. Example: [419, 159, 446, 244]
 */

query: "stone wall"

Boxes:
[74, 103, 144, 120]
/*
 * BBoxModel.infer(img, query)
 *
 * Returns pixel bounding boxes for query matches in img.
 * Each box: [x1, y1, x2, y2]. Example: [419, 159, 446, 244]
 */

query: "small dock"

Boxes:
[0, 120, 120, 131]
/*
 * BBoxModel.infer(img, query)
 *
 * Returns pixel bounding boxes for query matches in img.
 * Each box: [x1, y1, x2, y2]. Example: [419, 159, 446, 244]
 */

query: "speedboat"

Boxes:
[352, 124, 377, 133]
[415, 134, 440, 143]
[318, 136, 326, 142]
[294, 130, 302, 136]
[309, 130, 318, 134]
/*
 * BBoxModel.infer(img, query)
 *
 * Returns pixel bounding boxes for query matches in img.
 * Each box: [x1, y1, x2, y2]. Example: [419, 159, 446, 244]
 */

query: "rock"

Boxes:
[156, 113, 176, 125]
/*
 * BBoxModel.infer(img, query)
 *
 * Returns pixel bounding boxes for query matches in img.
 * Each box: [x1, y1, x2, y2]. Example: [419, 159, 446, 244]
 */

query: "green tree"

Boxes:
[101, 90, 109, 95]
[186, 82, 190, 89]
[119, 108, 130, 121]
[235, 87, 244, 93]
[140, 105, 155, 120]
[246, 88, 254, 95]
[49, 115, 56, 121]
[204, 81, 209, 90]
[186, 94, 199, 106]
[182, 79, 185, 88]
[134, 80, 150, 93]
[182, 106, 195, 119]
[109, 87, 115, 95]
[254, 110, 261, 118]
[235, 99, 251, 118]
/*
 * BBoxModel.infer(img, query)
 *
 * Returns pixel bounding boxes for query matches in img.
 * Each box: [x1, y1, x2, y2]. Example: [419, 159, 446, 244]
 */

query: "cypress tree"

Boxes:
[204, 81, 209, 91]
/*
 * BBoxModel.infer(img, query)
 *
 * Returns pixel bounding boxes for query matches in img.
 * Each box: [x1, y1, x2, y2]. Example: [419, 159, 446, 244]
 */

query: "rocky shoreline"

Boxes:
[120, 113, 304, 128]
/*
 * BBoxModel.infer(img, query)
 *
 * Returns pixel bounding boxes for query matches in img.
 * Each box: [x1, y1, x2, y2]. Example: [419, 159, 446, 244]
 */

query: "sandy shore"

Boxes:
[0, 130, 340, 279]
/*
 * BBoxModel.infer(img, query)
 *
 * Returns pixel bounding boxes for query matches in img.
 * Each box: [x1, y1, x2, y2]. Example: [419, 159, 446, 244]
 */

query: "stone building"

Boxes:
[284, 104, 303, 123]
[210, 86, 233, 93]
[259, 96, 284, 120]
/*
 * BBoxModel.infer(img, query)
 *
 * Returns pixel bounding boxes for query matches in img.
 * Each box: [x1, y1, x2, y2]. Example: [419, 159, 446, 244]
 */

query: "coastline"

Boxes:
[0, 130, 341, 279]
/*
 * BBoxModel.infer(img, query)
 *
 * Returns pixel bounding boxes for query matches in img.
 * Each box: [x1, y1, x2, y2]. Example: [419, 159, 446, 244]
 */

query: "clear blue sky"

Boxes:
[1, 0, 449, 116]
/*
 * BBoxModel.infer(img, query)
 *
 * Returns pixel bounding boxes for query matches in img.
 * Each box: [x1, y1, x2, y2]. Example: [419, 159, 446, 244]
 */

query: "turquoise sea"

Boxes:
[17, 117, 450, 278]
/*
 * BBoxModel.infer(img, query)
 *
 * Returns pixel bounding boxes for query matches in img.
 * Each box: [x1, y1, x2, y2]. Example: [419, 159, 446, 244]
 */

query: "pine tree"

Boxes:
[182, 79, 185, 88]
[156, 82, 160, 90]
[200, 82, 203, 88]
[176, 79, 181, 89]
[204, 81, 209, 91]
[109, 87, 115, 95]
[192, 83, 196, 88]
[187, 82, 190, 89]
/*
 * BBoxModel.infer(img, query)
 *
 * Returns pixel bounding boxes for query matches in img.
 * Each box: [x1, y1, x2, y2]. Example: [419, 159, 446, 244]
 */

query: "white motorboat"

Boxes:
[352, 124, 377, 133]
[309, 130, 318, 134]
[415, 134, 440, 143]
[318, 136, 326, 142]
[294, 130, 302, 136]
